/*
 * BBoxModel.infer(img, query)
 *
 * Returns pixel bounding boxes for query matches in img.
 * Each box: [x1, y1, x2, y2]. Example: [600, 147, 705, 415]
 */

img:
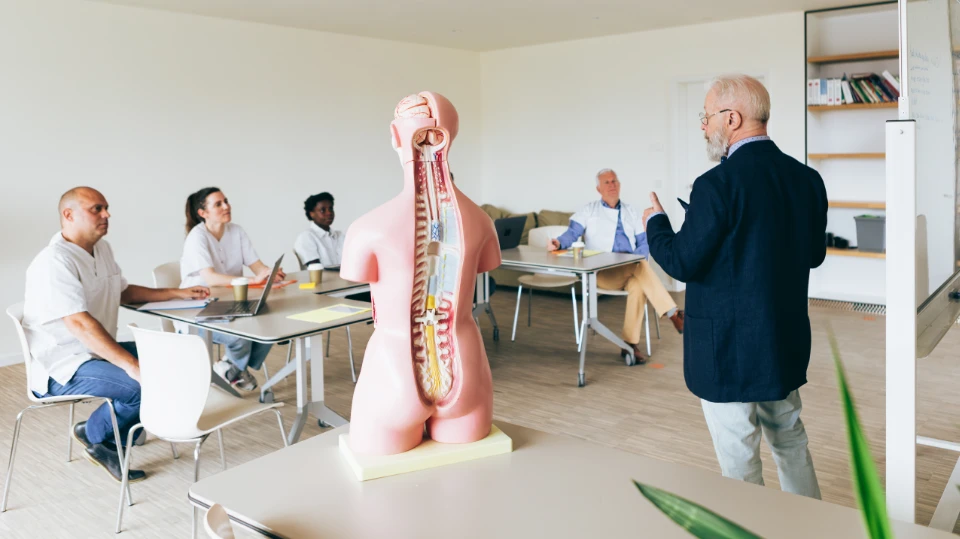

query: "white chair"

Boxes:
[204, 503, 235, 539]
[3, 304, 130, 512]
[511, 226, 581, 345]
[115, 325, 287, 536]
[153, 262, 280, 381]
[293, 250, 358, 383]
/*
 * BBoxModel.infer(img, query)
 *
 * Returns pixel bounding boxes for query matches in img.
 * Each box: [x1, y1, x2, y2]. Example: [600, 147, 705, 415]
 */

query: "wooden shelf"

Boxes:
[807, 50, 899, 64]
[808, 152, 885, 160]
[828, 201, 886, 210]
[808, 102, 897, 111]
[826, 247, 885, 259]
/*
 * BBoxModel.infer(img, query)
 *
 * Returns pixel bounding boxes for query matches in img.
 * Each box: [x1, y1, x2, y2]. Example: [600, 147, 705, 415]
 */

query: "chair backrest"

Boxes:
[204, 504, 235, 539]
[528, 226, 570, 249]
[152, 262, 182, 333]
[6, 303, 41, 403]
[129, 324, 211, 439]
[293, 250, 306, 271]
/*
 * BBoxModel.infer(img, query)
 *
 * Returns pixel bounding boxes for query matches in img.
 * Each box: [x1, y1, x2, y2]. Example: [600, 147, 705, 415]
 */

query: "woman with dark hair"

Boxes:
[179, 187, 284, 391]
[293, 192, 344, 268]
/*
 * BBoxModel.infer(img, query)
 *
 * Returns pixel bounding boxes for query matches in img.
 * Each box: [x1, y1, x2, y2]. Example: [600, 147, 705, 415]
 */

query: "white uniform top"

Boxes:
[293, 222, 344, 268]
[570, 200, 645, 252]
[180, 223, 259, 288]
[21, 233, 128, 395]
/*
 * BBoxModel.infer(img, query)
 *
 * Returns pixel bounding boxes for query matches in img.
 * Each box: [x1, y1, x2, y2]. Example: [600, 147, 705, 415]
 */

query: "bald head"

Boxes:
[58, 187, 111, 246]
[59, 187, 103, 218]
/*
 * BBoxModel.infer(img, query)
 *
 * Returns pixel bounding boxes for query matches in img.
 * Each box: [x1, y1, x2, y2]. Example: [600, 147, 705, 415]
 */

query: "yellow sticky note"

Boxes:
[299, 282, 317, 289]
[287, 304, 372, 325]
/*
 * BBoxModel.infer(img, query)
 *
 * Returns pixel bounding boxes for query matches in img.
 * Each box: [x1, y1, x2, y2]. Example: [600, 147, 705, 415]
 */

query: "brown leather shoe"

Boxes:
[670, 310, 684, 334]
[621, 345, 648, 365]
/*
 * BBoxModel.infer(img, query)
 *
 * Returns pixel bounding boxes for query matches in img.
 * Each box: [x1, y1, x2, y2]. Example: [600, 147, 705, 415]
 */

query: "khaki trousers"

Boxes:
[595, 260, 677, 345]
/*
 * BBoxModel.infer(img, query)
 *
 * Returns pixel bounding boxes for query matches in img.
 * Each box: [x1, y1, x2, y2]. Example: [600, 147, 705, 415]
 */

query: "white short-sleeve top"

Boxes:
[21, 233, 128, 395]
[180, 223, 259, 288]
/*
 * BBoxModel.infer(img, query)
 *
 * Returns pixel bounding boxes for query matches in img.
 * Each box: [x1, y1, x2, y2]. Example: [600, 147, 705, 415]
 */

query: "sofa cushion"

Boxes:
[538, 209, 574, 227]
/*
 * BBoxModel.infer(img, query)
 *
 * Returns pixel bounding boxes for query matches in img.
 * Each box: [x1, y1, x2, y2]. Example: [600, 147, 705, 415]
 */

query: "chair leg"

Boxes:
[191, 435, 209, 539]
[2, 408, 28, 512]
[105, 399, 133, 508]
[66, 403, 74, 462]
[511, 285, 523, 341]
[217, 430, 226, 472]
[261, 360, 270, 380]
[346, 327, 356, 383]
[527, 288, 533, 327]
[643, 303, 652, 357]
[571, 287, 580, 345]
[325, 331, 331, 357]
[115, 423, 143, 534]
[171, 443, 180, 460]
[273, 409, 289, 448]
[655, 309, 661, 339]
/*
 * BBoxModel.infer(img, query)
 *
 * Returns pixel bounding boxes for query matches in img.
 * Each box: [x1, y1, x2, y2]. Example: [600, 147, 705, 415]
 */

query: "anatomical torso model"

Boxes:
[340, 92, 502, 456]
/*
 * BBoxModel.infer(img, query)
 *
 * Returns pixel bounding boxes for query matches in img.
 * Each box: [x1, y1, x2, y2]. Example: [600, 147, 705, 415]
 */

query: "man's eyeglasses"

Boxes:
[699, 109, 732, 125]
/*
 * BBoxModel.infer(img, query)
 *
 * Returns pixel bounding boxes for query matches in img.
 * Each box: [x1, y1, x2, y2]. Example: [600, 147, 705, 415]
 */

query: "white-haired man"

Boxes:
[548, 169, 683, 362]
[643, 75, 827, 498]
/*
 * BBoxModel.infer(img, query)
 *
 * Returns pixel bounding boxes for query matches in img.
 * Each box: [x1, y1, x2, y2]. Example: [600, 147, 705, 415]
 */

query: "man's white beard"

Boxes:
[706, 128, 729, 162]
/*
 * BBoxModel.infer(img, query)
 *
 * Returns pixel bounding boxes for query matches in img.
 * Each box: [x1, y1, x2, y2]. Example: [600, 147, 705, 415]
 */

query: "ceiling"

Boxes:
[91, 0, 874, 51]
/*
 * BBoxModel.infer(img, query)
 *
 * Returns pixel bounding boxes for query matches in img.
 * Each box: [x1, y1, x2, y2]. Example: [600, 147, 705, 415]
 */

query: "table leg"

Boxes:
[472, 273, 499, 341]
[287, 337, 310, 444]
[288, 335, 348, 445]
[586, 273, 635, 366]
[577, 273, 590, 387]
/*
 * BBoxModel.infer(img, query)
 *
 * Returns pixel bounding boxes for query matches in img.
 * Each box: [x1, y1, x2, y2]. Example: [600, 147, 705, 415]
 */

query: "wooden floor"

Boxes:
[1, 289, 960, 538]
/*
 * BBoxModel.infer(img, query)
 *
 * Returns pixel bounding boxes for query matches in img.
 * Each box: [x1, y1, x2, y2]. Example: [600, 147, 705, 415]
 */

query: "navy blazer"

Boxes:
[647, 140, 827, 403]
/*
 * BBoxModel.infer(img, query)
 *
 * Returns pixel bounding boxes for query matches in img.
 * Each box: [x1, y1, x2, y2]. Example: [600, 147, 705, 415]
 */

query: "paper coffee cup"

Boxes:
[571, 241, 585, 258]
[231, 277, 249, 302]
[308, 263, 323, 284]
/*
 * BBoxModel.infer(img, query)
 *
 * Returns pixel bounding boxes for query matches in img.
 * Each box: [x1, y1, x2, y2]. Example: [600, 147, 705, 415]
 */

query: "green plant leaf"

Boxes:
[634, 480, 763, 538]
[829, 328, 894, 539]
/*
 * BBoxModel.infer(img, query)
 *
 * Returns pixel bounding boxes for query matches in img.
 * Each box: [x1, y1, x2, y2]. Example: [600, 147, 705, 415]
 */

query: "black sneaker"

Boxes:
[84, 444, 147, 484]
[73, 422, 92, 450]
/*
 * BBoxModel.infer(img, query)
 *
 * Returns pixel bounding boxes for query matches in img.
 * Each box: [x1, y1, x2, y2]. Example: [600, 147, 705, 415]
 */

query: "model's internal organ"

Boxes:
[400, 102, 461, 405]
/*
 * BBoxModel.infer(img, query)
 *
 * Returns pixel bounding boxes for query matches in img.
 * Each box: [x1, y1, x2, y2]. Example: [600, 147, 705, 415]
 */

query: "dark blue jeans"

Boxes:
[39, 342, 141, 445]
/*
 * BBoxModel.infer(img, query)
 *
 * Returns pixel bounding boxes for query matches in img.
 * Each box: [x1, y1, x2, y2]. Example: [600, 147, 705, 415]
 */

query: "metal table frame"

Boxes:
[497, 249, 646, 386]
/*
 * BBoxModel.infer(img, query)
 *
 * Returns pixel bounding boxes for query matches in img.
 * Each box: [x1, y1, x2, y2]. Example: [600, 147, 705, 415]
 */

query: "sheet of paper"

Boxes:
[553, 249, 604, 258]
[287, 304, 372, 325]
[137, 299, 212, 311]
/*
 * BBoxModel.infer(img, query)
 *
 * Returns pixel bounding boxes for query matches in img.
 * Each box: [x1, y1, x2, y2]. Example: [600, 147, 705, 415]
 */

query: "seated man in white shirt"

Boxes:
[294, 192, 344, 268]
[548, 169, 684, 361]
[22, 187, 209, 483]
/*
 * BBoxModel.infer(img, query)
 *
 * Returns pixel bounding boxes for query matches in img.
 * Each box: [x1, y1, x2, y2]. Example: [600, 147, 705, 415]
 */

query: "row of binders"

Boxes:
[807, 71, 900, 106]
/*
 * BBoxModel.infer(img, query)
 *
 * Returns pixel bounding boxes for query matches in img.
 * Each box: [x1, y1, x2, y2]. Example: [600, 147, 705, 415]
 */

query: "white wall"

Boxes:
[0, 3, 809, 361]
[0, 0, 481, 359]
[478, 12, 806, 218]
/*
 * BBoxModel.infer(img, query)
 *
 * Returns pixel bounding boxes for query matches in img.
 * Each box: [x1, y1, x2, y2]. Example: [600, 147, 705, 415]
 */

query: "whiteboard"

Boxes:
[905, 0, 959, 305]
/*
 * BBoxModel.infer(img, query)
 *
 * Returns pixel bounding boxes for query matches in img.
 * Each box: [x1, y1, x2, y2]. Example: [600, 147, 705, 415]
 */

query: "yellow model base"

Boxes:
[338, 424, 513, 481]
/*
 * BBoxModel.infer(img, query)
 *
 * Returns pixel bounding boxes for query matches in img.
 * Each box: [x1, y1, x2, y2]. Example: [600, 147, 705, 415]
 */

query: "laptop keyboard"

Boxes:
[224, 301, 253, 315]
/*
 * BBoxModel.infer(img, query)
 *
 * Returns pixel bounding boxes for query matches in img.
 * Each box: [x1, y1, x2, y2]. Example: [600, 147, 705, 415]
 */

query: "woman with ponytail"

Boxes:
[179, 187, 284, 391]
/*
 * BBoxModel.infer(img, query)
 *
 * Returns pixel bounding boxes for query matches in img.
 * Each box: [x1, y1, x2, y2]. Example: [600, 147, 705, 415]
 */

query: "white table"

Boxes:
[498, 246, 646, 387]
[126, 270, 371, 444]
[188, 422, 954, 539]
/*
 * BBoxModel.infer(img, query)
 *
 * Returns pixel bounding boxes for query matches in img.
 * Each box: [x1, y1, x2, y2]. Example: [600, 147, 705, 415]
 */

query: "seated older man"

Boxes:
[548, 169, 683, 361]
[21, 187, 208, 482]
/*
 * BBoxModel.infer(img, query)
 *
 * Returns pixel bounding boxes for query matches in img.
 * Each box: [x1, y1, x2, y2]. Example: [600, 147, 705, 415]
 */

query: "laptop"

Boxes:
[195, 255, 283, 321]
[494, 216, 527, 250]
